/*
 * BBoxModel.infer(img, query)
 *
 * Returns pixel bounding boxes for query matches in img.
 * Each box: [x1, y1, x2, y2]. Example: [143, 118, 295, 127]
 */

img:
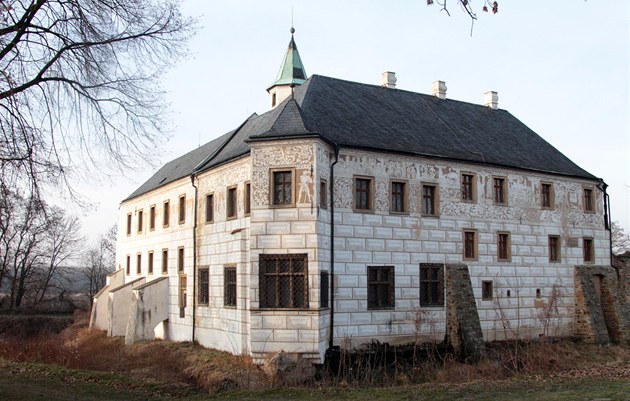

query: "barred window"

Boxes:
[320, 271, 329, 308]
[355, 177, 373, 211]
[272, 171, 293, 205]
[198, 268, 209, 305]
[259, 254, 308, 308]
[390, 181, 407, 213]
[224, 266, 237, 307]
[497, 232, 511, 261]
[367, 266, 394, 309]
[420, 263, 444, 306]
[461, 173, 475, 202]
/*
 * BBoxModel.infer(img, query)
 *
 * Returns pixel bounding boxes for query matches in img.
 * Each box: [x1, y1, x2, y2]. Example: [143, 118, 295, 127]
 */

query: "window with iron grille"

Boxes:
[367, 266, 394, 309]
[549, 236, 561, 262]
[493, 177, 506, 205]
[205, 194, 214, 223]
[224, 266, 237, 307]
[422, 184, 438, 216]
[178, 195, 186, 224]
[420, 263, 444, 306]
[259, 254, 308, 308]
[390, 181, 406, 213]
[320, 271, 329, 308]
[461, 173, 475, 202]
[198, 268, 209, 305]
[583, 188, 594, 212]
[497, 232, 510, 261]
[583, 238, 594, 262]
[149, 205, 156, 231]
[354, 177, 372, 211]
[272, 171, 293, 205]
[541, 183, 553, 209]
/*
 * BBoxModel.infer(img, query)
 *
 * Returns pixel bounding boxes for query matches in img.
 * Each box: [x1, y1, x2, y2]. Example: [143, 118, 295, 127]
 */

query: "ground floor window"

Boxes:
[224, 266, 237, 307]
[198, 268, 209, 305]
[259, 254, 308, 308]
[420, 263, 444, 306]
[367, 266, 395, 309]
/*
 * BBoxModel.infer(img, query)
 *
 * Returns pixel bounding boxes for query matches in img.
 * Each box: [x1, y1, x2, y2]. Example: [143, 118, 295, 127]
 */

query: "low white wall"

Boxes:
[108, 277, 146, 337]
[125, 277, 170, 344]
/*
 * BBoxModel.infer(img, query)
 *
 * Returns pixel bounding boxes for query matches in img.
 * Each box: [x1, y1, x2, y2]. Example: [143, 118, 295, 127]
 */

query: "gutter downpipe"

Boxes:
[598, 179, 616, 274]
[328, 145, 339, 351]
[191, 174, 199, 343]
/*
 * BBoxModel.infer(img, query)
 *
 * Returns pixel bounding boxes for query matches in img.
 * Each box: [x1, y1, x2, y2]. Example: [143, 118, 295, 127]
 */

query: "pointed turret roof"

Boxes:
[267, 27, 307, 91]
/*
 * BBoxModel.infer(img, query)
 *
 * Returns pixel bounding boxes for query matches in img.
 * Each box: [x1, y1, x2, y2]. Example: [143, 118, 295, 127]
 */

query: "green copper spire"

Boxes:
[267, 27, 307, 90]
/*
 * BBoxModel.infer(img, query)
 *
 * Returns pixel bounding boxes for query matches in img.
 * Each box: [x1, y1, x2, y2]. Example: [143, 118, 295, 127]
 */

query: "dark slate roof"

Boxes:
[125, 74, 596, 201]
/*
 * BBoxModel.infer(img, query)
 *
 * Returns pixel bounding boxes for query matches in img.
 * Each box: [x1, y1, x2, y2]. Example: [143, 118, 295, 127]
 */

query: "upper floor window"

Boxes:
[354, 176, 374, 212]
[493, 177, 507, 205]
[259, 254, 308, 309]
[497, 232, 511, 261]
[422, 183, 438, 216]
[161, 249, 168, 274]
[163, 200, 170, 227]
[148, 251, 154, 275]
[367, 266, 395, 309]
[583, 188, 594, 212]
[244, 182, 251, 216]
[549, 235, 561, 262]
[541, 183, 554, 209]
[227, 186, 237, 219]
[178, 195, 186, 224]
[137, 209, 143, 233]
[177, 246, 184, 273]
[420, 263, 444, 306]
[272, 170, 293, 206]
[461, 173, 476, 202]
[482, 280, 493, 301]
[126, 255, 130, 275]
[136, 253, 142, 274]
[205, 194, 214, 223]
[390, 181, 407, 214]
[319, 180, 327, 209]
[149, 205, 156, 231]
[463, 229, 477, 260]
[126, 213, 132, 236]
[583, 238, 594, 263]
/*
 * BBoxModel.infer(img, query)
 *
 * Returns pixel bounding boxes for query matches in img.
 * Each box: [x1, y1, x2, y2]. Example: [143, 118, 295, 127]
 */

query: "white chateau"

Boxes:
[90, 30, 621, 363]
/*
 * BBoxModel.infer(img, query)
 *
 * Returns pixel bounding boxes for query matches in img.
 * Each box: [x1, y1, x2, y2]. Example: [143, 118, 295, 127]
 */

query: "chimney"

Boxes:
[432, 80, 447, 99]
[484, 91, 498, 110]
[381, 71, 397, 89]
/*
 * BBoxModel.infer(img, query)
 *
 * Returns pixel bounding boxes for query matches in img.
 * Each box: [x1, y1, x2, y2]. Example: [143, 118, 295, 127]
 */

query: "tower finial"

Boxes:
[290, 26, 295, 34]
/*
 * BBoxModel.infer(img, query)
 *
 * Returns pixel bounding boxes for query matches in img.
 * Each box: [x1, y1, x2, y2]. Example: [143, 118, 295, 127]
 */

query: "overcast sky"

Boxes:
[79, 0, 629, 240]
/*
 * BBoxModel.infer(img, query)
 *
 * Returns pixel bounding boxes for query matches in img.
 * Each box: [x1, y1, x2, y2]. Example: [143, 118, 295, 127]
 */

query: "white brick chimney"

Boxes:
[381, 71, 397, 89]
[484, 91, 498, 110]
[432, 80, 447, 99]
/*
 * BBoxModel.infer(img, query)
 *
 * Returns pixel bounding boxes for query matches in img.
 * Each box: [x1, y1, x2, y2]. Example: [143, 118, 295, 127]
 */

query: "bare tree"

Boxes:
[612, 221, 630, 256]
[82, 225, 116, 304]
[0, 0, 195, 199]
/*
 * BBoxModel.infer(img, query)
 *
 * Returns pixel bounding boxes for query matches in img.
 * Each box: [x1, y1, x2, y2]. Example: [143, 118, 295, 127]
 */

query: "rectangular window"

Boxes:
[224, 266, 237, 307]
[136, 253, 141, 274]
[390, 181, 407, 213]
[227, 186, 237, 219]
[583, 238, 594, 262]
[205, 194, 214, 223]
[422, 184, 438, 216]
[178, 275, 187, 318]
[367, 266, 395, 309]
[320, 271, 329, 308]
[493, 177, 507, 205]
[463, 230, 477, 260]
[272, 170, 293, 206]
[126, 213, 132, 236]
[259, 254, 308, 309]
[354, 176, 373, 212]
[161, 249, 168, 274]
[482, 280, 493, 301]
[137, 210, 143, 233]
[148, 251, 154, 275]
[177, 247, 184, 273]
[549, 236, 561, 262]
[244, 182, 251, 216]
[198, 268, 209, 305]
[178, 195, 186, 224]
[149, 205, 156, 231]
[420, 263, 444, 306]
[126, 255, 130, 275]
[319, 180, 327, 209]
[163, 200, 170, 227]
[583, 188, 594, 212]
[497, 232, 511, 261]
[461, 173, 475, 202]
[541, 183, 553, 209]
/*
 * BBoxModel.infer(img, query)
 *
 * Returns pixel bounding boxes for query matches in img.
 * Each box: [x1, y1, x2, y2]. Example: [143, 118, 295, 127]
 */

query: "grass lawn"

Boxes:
[1, 359, 628, 401]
